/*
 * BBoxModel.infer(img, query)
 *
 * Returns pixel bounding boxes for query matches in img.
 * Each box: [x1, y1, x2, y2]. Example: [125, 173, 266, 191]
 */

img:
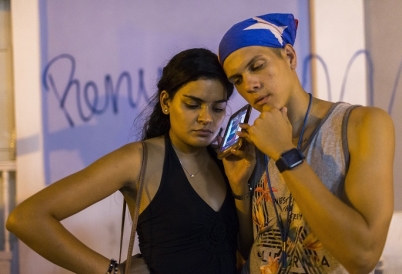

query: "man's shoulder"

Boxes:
[347, 106, 394, 152]
[348, 105, 393, 127]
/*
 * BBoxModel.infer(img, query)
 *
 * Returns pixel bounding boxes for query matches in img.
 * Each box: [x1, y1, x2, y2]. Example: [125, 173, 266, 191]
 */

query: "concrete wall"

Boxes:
[9, 1, 309, 273]
[364, 0, 402, 272]
[364, 0, 402, 211]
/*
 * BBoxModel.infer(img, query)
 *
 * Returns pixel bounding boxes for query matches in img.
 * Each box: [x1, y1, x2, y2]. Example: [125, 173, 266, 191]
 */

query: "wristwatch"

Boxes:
[275, 148, 305, 173]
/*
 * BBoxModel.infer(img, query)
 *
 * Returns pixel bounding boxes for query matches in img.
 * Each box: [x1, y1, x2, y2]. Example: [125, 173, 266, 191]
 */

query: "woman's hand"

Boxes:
[118, 254, 150, 274]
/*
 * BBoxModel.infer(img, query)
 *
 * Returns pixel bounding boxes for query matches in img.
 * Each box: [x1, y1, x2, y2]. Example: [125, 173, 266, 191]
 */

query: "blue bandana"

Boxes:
[218, 13, 298, 65]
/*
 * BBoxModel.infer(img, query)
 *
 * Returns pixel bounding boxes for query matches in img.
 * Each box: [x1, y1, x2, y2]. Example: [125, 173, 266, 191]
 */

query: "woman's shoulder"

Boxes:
[95, 136, 165, 191]
[142, 136, 166, 157]
[118, 136, 165, 154]
[119, 136, 166, 168]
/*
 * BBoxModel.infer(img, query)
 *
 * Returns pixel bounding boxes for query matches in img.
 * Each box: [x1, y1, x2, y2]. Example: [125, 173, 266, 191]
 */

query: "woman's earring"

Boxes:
[164, 109, 169, 113]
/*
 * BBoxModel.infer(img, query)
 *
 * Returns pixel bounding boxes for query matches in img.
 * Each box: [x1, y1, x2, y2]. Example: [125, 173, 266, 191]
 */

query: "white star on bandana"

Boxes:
[244, 17, 288, 45]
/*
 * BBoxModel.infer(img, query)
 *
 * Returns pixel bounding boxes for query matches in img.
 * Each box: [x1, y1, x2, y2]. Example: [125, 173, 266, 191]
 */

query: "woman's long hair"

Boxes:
[136, 48, 234, 141]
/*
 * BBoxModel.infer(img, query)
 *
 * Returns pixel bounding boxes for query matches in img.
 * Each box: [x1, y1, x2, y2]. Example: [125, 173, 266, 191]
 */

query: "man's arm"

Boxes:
[281, 106, 394, 273]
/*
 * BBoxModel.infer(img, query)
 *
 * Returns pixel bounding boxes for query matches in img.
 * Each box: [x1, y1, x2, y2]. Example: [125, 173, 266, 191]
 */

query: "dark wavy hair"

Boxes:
[137, 48, 234, 140]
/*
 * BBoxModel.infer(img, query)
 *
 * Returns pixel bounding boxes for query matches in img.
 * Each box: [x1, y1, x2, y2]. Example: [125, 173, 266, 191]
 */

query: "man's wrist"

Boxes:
[271, 145, 296, 161]
[275, 148, 305, 173]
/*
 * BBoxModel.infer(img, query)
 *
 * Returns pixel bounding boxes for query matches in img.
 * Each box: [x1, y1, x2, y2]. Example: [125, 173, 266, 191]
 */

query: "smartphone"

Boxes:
[217, 104, 252, 159]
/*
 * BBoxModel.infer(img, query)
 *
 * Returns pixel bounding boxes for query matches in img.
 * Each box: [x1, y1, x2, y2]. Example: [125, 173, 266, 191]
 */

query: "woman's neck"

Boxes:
[168, 133, 207, 157]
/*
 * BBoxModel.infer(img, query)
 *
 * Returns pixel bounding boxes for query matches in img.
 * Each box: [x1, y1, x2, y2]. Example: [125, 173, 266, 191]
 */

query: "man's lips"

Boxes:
[254, 95, 270, 106]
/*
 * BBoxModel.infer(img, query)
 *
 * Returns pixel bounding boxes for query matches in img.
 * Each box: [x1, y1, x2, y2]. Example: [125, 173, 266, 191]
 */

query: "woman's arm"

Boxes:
[223, 142, 256, 259]
[6, 141, 144, 274]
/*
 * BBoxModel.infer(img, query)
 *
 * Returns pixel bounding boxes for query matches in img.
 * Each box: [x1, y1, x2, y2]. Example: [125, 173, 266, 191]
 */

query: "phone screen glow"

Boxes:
[221, 110, 247, 150]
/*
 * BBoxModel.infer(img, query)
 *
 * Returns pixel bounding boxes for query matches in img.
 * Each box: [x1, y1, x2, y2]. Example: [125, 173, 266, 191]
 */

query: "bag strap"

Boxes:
[118, 141, 148, 272]
[119, 201, 126, 263]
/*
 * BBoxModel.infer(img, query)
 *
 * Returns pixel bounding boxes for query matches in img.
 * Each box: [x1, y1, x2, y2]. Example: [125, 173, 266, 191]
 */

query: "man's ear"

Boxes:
[284, 44, 297, 70]
[160, 90, 170, 114]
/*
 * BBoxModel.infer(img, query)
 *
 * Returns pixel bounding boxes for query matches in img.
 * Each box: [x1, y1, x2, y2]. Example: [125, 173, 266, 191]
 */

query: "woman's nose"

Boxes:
[198, 107, 213, 124]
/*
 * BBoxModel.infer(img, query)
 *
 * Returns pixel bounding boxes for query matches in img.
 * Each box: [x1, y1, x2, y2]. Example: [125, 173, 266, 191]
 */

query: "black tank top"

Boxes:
[137, 135, 238, 273]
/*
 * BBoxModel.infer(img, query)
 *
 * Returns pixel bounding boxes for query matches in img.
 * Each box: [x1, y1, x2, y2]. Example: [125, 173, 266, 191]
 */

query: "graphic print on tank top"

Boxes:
[252, 161, 331, 274]
[249, 102, 359, 274]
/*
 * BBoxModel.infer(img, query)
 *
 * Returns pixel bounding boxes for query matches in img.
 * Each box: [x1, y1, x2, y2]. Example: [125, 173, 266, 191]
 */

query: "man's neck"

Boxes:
[287, 92, 312, 138]
[290, 95, 334, 145]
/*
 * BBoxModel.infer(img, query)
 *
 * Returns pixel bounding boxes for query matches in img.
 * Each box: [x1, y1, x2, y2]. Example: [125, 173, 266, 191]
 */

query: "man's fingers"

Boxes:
[262, 104, 273, 112]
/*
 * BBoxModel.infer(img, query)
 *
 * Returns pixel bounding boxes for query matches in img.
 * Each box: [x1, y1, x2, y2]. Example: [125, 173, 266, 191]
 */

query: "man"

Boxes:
[219, 13, 394, 274]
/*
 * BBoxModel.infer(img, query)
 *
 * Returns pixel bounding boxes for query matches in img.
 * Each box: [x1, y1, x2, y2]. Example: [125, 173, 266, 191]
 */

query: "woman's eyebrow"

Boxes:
[183, 94, 228, 104]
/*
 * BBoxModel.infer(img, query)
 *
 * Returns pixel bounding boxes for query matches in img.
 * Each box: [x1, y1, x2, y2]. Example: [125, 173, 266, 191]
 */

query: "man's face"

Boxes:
[223, 46, 295, 112]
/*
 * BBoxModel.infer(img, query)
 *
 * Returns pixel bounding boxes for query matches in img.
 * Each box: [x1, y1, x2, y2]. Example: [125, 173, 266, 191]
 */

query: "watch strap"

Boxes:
[275, 148, 305, 173]
[275, 157, 288, 173]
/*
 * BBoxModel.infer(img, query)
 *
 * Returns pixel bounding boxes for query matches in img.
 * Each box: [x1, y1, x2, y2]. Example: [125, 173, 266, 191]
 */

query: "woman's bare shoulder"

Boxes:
[114, 136, 166, 176]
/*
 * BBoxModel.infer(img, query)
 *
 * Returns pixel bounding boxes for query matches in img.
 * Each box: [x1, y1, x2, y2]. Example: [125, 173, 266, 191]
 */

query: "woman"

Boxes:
[6, 48, 239, 273]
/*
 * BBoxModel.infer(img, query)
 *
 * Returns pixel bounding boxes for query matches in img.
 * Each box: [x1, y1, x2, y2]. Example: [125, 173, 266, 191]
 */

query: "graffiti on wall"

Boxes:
[43, 51, 399, 129]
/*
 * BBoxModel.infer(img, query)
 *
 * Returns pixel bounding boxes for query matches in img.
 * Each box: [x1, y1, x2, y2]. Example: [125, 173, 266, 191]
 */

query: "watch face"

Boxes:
[283, 149, 304, 168]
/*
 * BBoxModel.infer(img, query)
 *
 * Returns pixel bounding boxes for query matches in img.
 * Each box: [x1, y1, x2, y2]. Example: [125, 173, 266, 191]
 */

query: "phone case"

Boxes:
[217, 104, 251, 159]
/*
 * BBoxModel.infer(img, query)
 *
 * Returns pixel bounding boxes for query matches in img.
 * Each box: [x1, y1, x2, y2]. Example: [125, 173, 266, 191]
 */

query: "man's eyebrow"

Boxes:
[227, 55, 264, 81]
[183, 94, 227, 104]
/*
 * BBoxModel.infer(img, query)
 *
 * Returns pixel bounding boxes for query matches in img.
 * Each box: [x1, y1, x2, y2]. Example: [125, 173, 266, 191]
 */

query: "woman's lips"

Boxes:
[193, 129, 213, 137]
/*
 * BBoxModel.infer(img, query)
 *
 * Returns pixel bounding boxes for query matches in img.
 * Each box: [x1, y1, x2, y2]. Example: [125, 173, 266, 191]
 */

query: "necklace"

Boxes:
[264, 92, 313, 269]
[179, 157, 207, 178]
[171, 143, 208, 178]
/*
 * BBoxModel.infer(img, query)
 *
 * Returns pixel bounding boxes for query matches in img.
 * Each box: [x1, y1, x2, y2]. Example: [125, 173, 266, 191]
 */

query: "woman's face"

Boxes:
[162, 78, 228, 152]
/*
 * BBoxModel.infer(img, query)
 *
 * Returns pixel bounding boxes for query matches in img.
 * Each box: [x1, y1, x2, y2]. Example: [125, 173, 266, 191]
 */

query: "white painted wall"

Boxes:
[0, 0, 14, 161]
[381, 211, 402, 273]
[310, 0, 367, 105]
[11, 0, 44, 202]
[10, 0, 46, 273]
[311, 1, 402, 272]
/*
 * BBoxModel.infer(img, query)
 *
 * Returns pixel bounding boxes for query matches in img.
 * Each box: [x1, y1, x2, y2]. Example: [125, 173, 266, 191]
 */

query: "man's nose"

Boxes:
[243, 74, 261, 93]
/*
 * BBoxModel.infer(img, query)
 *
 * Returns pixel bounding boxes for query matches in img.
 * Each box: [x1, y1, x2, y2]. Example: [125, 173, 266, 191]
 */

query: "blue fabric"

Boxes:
[218, 13, 298, 65]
